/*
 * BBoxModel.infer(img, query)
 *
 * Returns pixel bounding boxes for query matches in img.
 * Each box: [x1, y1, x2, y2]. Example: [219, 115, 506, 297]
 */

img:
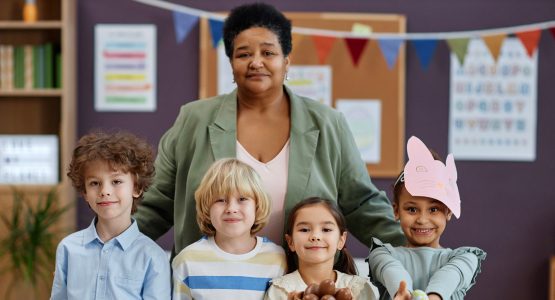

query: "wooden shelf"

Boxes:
[0, 21, 62, 29]
[0, 89, 62, 97]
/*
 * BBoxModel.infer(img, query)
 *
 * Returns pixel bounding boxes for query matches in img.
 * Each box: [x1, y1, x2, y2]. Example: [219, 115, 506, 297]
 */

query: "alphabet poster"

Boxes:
[449, 38, 537, 161]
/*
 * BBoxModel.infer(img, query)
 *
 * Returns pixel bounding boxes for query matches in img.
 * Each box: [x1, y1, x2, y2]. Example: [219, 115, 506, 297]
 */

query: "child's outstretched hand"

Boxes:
[393, 281, 412, 300]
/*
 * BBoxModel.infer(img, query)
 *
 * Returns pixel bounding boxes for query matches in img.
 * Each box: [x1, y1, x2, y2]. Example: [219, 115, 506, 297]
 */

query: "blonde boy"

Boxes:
[172, 158, 286, 300]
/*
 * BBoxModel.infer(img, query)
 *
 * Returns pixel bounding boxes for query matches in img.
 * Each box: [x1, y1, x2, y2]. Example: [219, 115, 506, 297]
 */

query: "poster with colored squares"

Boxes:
[95, 24, 157, 112]
[449, 38, 537, 161]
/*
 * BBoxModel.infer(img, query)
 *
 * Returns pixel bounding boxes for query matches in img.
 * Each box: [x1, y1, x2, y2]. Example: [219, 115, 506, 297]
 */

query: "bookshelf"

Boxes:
[0, 0, 76, 299]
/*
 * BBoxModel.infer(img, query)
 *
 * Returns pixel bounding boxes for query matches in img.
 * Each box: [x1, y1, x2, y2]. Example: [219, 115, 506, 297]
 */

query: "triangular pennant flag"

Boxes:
[516, 29, 541, 57]
[378, 39, 403, 69]
[173, 11, 199, 44]
[344, 38, 368, 66]
[482, 34, 506, 61]
[312, 35, 336, 64]
[411, 39, 438, 70]
[208, 18, 224, 48]
[550, 27, 555, 40]
[447, 38, 470, 65]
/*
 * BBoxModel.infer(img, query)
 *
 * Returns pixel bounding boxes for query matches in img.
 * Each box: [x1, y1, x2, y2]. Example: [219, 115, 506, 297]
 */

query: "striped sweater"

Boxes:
[172, 236, 286, 300]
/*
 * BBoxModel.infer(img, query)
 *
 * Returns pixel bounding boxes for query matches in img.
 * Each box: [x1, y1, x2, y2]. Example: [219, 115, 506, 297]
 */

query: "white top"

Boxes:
[264, 270, 380, 300]
[237, 140, 290, 244]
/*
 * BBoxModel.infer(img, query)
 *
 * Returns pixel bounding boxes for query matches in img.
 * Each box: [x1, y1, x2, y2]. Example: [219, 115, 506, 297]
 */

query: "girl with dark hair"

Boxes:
[265, 197, 379, 299]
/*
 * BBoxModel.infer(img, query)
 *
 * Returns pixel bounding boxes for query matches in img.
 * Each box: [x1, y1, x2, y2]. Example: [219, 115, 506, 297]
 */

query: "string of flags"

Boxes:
[133, 0, 555, 70]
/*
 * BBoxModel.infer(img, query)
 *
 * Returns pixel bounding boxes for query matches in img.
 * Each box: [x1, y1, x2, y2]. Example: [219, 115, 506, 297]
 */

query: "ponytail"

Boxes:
[334, 247, 357, 275]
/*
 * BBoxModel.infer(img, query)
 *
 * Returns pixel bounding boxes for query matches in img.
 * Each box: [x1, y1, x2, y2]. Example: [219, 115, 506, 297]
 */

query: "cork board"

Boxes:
[199, 12, 406, 177]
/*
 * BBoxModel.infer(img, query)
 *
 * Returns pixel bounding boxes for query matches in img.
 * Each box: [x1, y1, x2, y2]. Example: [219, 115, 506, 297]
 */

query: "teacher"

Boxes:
[135, 2, 404, 254]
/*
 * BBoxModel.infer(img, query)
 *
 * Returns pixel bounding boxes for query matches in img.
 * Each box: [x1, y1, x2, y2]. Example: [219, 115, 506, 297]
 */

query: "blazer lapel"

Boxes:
[209, 90, 237, 160]
[285, 86, 319, 214]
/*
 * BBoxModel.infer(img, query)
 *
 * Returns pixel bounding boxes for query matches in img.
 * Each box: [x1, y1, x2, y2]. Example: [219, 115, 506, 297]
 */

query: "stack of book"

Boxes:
[0, 43, 62, 90]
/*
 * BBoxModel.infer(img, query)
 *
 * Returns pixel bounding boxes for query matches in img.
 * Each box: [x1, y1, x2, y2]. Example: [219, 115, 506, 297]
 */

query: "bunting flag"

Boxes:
[447, 38, 470, 65]
[344, 37, 368, 66]
[516, 29, 542, 57]
[209, 18, 224, 48]
[378, 39, 404, 69]
[482, 34, 507, 61]
[136, 0, 555, 71]
[412, 39, 438, 70]
[312, 35, 336, 64]
[173, 11, 199, 44]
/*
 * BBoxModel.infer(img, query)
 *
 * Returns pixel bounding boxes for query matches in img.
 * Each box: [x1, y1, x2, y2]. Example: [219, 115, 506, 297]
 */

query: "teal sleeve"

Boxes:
[336, 113, 406, 247]
[368, 238, 413, 298]
[426, 248, 485, 299]
[134, 106, 186, 240]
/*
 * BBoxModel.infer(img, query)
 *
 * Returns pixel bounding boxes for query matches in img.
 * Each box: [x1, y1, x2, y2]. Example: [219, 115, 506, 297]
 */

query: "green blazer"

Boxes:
[135, 86, 405, 254]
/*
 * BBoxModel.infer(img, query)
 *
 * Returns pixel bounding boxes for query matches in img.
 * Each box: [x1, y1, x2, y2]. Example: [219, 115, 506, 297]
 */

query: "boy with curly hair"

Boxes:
[51, 131, 170, 300]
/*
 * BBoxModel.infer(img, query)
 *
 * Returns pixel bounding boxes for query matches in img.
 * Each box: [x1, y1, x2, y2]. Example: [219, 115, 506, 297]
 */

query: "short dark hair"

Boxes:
[223, 2, 292, 58]
[67, 130, 155, 213]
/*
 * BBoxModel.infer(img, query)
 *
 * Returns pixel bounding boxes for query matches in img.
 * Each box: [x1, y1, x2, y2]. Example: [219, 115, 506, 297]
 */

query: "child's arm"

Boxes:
[425, 247, 486, 299]
[50, 243, 68, 300]
[142, 249, 171, 300]
[368, 239, 414, 298]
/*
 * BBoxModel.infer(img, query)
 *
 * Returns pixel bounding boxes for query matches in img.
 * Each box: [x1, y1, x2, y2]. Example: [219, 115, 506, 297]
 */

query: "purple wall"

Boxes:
[78, 1, 555, 299]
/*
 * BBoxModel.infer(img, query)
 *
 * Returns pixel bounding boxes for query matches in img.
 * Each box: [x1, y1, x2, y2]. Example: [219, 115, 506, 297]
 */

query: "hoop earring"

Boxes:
[232, 78, 236, 83]
[285, 73, 289, 81]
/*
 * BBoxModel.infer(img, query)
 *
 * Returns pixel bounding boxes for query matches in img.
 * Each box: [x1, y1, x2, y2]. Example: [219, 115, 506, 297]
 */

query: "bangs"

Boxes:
[205, 168, 257, 205]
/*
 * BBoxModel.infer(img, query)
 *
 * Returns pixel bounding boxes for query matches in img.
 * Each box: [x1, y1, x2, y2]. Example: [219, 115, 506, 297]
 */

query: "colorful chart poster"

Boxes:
[449, 38, 537, 161]
[95, 25, 157, 112]
[336, 99, 382, 163]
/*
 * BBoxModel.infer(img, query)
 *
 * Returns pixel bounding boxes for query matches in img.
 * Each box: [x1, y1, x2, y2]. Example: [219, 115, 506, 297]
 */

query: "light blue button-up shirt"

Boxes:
[50, 218, 171, 300]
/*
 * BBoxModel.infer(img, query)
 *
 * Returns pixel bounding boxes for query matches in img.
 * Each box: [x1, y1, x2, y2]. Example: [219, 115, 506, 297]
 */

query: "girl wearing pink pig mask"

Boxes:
[368, 136, 486, 300]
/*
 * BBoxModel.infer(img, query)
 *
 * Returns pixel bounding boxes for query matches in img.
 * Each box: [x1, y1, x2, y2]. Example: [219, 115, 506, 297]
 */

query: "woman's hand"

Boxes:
[393, 281, 412, 300]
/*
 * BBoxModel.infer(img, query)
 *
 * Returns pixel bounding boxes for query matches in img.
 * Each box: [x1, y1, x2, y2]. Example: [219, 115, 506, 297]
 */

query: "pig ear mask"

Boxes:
[402, 136, 461, 218]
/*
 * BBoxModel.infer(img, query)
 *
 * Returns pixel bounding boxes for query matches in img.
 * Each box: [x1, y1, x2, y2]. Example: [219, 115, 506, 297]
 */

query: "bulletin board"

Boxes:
[199, 13, 406, 178]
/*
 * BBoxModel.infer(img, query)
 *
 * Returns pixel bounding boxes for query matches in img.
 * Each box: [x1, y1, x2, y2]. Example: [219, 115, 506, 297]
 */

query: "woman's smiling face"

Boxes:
[230, 27, 289, 96]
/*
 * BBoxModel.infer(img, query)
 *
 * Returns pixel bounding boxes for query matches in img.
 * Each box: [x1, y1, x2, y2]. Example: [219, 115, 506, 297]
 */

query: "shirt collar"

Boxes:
[82, 217, 141, 251]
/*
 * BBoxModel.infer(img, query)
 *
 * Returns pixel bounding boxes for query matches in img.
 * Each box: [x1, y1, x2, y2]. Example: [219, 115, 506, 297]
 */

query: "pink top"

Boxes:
[236, 140, 290, 244]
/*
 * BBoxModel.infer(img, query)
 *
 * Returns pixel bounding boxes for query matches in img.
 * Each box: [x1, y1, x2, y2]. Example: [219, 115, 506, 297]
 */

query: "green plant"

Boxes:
[0, 188, 71, 297]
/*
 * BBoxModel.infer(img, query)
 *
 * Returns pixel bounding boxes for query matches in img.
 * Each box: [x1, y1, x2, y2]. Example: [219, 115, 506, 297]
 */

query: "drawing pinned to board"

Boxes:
[95, 24, 157, 112]
[286, 66, 332, 106]
[449, 38, 537, 161]
[336, 99, 382, 164]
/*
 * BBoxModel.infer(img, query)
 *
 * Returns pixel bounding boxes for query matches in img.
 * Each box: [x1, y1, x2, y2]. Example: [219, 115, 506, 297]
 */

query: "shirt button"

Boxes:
[100, 276, 104, 280]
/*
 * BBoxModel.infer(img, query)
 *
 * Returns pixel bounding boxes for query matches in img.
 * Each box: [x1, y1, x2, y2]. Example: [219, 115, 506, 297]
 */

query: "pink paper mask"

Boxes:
[403, 136, 461, 218]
